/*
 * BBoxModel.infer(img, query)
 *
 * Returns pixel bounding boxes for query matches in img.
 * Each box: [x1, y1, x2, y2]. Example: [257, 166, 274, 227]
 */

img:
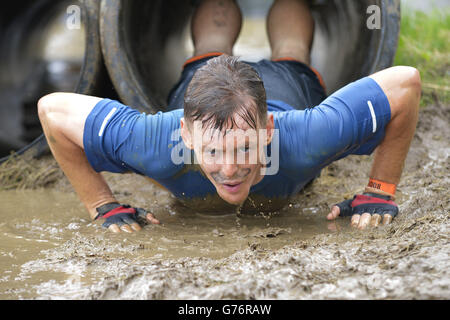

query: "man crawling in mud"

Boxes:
[37, 0, 420, 233]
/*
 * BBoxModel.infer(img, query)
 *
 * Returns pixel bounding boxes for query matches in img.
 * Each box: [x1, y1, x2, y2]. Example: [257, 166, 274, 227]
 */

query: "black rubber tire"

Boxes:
[310, 0, 401, 93]
[0, 0, 110, 163]
[100, 0, 194, 113]
[99, 0, 400, 112]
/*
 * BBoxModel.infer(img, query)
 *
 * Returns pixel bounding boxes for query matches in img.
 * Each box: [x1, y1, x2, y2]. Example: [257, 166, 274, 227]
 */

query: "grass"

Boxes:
[394, 8, 450, 106]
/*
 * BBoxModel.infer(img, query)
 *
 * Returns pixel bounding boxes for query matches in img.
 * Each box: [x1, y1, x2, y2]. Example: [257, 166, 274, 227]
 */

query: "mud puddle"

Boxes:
[0, 188, 344, 299]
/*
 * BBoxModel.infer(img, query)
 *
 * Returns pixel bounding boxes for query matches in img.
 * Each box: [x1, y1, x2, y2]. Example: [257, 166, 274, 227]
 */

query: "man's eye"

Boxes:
[239, 146, 250, 153]
[207, 149, 216, 156]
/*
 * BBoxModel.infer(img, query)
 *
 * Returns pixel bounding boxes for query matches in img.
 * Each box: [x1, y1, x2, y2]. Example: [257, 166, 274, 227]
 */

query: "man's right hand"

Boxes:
[95, 202, 160, 233]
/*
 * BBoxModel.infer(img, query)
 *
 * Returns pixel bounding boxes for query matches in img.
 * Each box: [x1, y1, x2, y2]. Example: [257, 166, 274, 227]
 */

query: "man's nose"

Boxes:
[221, 163, 238, 179]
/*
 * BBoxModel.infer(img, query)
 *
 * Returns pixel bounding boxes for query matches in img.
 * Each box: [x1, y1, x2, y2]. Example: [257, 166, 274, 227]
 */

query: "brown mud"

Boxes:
[0, 102, 448, 300]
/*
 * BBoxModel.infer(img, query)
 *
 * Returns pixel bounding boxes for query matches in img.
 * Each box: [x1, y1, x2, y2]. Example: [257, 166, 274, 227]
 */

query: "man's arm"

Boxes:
[37, 93, 159, 233]
[327, 66, 421, 229]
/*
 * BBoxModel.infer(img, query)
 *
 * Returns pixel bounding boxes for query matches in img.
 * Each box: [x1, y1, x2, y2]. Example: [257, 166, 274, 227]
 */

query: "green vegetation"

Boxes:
[394, 8, 450, 106]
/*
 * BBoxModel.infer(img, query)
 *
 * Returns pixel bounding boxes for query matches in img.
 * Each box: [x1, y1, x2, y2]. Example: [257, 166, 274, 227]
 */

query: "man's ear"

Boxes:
[264, 113, 275, 145]
[180, 118, 194, 149]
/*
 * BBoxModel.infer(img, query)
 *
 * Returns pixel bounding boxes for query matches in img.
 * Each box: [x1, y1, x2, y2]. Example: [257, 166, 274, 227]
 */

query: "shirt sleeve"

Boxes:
[83, 99, 184, 179]
[276, 77, 391, 174]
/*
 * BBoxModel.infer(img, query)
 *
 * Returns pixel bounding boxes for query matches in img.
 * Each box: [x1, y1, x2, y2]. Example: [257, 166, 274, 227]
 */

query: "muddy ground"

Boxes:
[0, 102, 448, 300]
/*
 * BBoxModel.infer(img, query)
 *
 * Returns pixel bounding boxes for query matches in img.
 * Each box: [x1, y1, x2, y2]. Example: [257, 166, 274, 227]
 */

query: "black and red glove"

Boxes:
[95, 202, 150, 228]
[335, 192, 398, 218]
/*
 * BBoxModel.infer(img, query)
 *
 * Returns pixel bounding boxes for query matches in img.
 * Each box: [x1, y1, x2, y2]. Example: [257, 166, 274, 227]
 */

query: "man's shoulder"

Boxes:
[119, 107, 185, 179]
[270, 108, 307, 137]
[140, 108, 183, 141]
[145, 108, 184, 122]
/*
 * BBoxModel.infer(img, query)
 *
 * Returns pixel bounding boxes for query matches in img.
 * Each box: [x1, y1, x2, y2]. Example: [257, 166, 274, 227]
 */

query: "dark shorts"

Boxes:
[166, 53, 327, 112]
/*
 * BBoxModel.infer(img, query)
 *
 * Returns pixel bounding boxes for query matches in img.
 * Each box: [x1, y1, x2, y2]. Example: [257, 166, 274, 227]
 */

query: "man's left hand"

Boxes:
[326, 192, 398, 229]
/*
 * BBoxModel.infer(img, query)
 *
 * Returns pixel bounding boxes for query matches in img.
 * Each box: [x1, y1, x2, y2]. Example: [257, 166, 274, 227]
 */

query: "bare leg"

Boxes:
[191, 0, 242, 56]
[267, 0, 314, 65]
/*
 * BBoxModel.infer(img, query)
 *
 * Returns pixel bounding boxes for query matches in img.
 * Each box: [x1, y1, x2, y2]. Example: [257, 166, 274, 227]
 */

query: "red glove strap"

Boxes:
[351, 194, 397, 207]
[102, 206, 136, 219]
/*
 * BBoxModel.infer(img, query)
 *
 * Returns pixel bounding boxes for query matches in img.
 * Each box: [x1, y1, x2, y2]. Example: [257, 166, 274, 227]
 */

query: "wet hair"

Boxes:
[183, 55, 267, 132]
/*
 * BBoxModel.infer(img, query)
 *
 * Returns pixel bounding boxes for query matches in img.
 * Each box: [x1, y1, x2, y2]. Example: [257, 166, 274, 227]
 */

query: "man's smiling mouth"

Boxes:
[221, 181, 243, 193]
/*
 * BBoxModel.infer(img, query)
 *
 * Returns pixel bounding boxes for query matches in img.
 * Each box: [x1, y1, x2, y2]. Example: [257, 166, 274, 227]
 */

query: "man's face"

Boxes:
[181, 114, 274, 205]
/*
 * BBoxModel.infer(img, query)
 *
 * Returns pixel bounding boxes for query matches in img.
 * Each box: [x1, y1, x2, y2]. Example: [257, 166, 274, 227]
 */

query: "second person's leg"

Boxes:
[267, 0, 314, 65]
[191, 0, 243, 56]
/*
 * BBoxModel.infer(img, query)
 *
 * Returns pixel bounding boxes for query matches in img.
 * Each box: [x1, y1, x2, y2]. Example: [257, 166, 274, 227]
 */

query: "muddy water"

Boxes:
[0, 187, 344, 299]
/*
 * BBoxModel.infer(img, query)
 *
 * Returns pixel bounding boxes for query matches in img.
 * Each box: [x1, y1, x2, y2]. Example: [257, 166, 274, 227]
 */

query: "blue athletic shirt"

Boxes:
[83, 77, 391, 202]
